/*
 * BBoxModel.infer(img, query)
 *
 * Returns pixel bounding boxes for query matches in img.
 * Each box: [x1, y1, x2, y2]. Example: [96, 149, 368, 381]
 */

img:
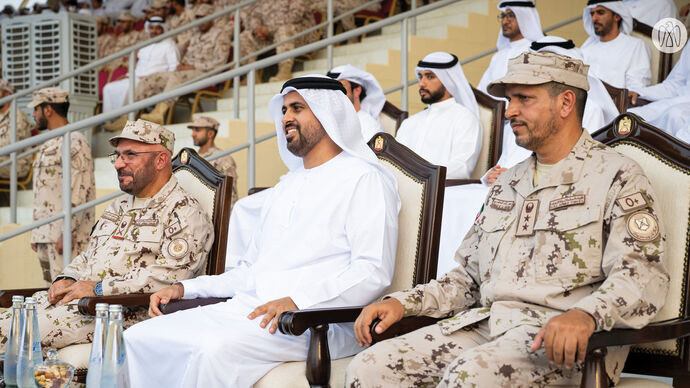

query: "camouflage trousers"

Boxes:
[239, 24, 319, 63]
[345, 320, 584, 388]
[0, 291, 148, 353]
[0, 153, 32, 180]
[36, 241, 87, 283]
[134, 69, 204, 107]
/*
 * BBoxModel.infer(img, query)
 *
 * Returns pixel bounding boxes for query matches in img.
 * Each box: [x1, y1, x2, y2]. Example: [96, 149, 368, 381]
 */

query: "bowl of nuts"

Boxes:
[33, 350, 74, 388]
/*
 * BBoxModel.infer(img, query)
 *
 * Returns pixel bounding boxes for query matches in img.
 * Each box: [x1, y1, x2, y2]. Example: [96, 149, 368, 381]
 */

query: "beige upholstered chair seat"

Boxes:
[255, 357, 351, 387]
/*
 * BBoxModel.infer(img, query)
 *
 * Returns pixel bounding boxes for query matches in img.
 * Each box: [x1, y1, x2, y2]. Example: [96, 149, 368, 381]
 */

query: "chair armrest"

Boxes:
[77, 293, 152, 315]
[370, 315, 443, 343]
[628, 96, 652, 108]
[278, 306, 365, 336]
[160, 297, 230, 315]
[445, 179, 481, 187]
[581, 317, 690, 388]
[0, 288, 49, 308]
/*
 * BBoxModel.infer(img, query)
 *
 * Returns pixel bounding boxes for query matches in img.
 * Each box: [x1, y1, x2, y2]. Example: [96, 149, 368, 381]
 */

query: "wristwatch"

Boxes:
[93, 281, 103, 296]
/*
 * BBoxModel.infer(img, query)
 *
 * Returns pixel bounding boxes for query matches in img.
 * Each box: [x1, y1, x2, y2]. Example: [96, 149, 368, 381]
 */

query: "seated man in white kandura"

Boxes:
[396, 51, 482, 179]
[122, 75, 401, 387]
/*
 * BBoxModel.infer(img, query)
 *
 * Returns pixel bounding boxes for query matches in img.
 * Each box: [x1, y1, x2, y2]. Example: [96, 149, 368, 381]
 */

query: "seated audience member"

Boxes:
[239, 0, 319, 82]
[396, 52, 482, 179]
[103, 16, 180, 131]
[316, 0, 381, 43]
[138, 4, 231, 124]
[168, 0, 195, 53]
[478, 0, 543, 93]
[346, 51, 669, 387]
[97, 16, 116, 59]
[0, 80, 33, 180]
[0, 119, 213, 353]
[629, 46, 690, 143]
[327, 64, 386, 141]
[123, 75, 400, 387]
[90, 0, 105, 18]
[623, 0, 678, 27]
[581, 0, 651, 91]
[187, 115, 239, 207]
[105, 13, 147, 70]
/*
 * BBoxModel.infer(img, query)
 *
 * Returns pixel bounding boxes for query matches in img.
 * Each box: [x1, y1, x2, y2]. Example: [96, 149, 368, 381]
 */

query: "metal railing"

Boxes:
[0, 0, 582, 268]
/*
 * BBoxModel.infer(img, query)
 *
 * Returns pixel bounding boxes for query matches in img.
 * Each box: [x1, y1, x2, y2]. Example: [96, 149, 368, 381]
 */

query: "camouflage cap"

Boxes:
[487, 51, 590, 98]
[194, 3, 214, 17]
[152, 0, 168, 9]
[0, 79, 14, 94]
[118, 13, 136, 22]
[187, 115, 219, 131]
[27, 87, 70, 108]
[109, 119, 175, 153]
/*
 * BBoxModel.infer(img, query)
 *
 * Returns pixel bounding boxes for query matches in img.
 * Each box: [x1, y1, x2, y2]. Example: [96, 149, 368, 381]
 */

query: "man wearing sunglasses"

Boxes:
[0, 119, 214, 355]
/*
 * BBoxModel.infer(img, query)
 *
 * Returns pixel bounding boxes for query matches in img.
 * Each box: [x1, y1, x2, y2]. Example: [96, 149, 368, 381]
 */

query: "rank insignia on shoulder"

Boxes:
[626, 211, 660, 242]
[616, 192, 649, 213]
[168, 238, 189, 258]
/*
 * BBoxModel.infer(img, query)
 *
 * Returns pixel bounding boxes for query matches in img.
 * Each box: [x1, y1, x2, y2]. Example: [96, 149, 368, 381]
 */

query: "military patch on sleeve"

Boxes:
[101, 211, 119, 222]
[626, 211, 660, 242]
[616, 192, 648, 213]
[165, 220, 183, 237]
[490, 198, 515, 211]
[168, 238, 189, 258]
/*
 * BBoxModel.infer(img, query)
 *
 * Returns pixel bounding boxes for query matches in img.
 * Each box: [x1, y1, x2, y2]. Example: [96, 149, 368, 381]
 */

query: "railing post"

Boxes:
[9, 99, 17, 223]
[327, 0, 334, 71]
[233, 8, 241, 119]
[401, 18, 408, 111]
[128, 51, 136, 121]
[410, 0, 416, 35]
[61, 132, 72, 266]
[247, 69, 256, 189]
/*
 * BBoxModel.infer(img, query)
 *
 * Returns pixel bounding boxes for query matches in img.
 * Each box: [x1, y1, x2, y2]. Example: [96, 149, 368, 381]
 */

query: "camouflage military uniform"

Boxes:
[346, 131, 669, 387]
[106, 29, 148, 70]
[97, 32, 117, 59]
[0, 106, 33, 179]
[201, 145, 238, 208]
[168, 7, 195, 54]
[314, 0, 381, 33]
[0, 175, 214, 352]
[31, 132, 96, 282]
[135, 22, 231, 106]
[239, 0, 318, 63]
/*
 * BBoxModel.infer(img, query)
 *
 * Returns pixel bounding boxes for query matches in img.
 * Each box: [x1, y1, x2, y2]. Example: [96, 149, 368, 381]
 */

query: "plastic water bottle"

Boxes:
[16, 297, 43, 388]
[86, 303, 109, 387]
[100, 305, 126, 388]
[3, 295, 25, 385]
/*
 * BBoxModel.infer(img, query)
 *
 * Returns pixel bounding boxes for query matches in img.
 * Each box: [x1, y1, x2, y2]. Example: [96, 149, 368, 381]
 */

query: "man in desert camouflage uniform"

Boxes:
[346, 52, 670, 387]
[138, 4, 231, 124]
[106, 13, 147, 70]
[0, 80, 32, 179]
[29, 88, 95, 283]
[0, 119, 214, 353]
[240, 0, 319, 82]
[96, 16, 116, 59]
[168, 0, 195, 53]
[187, 115, 238, 207]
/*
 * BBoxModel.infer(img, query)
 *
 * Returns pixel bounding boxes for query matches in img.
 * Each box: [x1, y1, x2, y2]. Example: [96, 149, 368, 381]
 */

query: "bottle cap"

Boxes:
[24, 297, 36, 304]
[95, 303, 109, 311]
[12, 295, 25, 303]
[108, 304, 123, 312]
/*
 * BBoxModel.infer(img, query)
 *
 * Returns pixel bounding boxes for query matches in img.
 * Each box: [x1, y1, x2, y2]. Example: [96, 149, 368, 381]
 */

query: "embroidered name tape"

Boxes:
[549, 194, 586, 211]
[490, 198, 515, 211]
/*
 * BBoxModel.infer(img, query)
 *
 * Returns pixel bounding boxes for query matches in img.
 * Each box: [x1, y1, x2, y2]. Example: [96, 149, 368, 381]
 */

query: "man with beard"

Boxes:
[477, 1, 544, 93]
[0, 118, 213, 354]
[188, 115, 238, 207]
[123, 75, 400, 387]
[29, 88, 95, 282]
[580, 0, 651, 91]
[396, 52, 482, 179]
[346, 51, 669, 387]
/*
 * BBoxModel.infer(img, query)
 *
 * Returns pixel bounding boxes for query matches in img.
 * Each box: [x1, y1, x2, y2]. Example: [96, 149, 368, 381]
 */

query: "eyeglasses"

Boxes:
[108, 150, 160, 164]
[497, 12, 516, 22]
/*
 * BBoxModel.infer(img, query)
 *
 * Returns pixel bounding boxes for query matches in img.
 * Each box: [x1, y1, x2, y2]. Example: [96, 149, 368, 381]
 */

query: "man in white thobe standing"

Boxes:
[102, 16, 180, 131]
[580, 0, 651, 91]
[477, 0, 544, 93]
[629, 46, 690, 143]
[327, 64, 386, 142]
[623, 0, 679, 27]
[122, 75, 401, 387]
[396, 52, 482, 180]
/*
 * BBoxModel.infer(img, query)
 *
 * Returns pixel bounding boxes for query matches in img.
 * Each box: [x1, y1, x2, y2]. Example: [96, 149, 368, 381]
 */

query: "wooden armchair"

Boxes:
[602, 81, 629, 114]
[378, 100, 408, 136]
[631, 19, 673, 85]
[0, 148, 233, 382]
[580, 113, 690, 388]
[253, 133, 446, 387]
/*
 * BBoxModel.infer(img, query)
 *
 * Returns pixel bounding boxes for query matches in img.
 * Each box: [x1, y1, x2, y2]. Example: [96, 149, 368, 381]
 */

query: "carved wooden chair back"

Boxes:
[470, 87, 505, 180]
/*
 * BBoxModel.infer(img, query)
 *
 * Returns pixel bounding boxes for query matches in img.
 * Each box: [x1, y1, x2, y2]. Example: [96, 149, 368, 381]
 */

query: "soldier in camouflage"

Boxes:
[138, 4, 231, 124]
[29, 88, 96, 283]
[0, 80, 32, 180]
[105, 13, 148, 70]
[96, 16, 116, 60]
[239, 0, 319, 82]
[168, 0, 195, 54]
[0, 119, 214, 353]
[346, 52, 670, 387]
[187, 115, 238, 208]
